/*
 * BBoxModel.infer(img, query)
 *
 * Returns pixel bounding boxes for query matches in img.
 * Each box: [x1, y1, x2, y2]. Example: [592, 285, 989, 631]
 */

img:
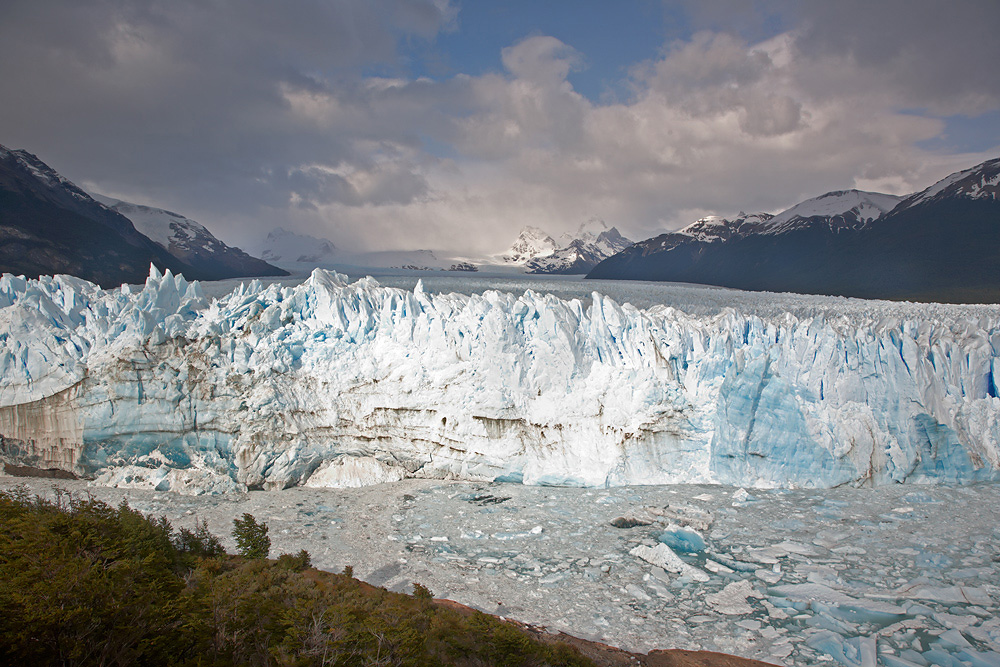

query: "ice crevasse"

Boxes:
[0, 266, 998, 493]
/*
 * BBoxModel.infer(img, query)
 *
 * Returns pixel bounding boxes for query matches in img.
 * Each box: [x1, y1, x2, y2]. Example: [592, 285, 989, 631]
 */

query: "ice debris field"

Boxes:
[3, 476, 998, 667]
[1, 266, 1000, 491]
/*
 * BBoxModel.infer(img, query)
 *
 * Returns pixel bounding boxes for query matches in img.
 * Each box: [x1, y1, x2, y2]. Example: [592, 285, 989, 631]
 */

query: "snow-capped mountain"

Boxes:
[589, 157, 1000, 302]
[500, 220, 633, 274]
[669, 190, 900, 244]
[0, 144, 191, 287]
[526, 226, 633, 274]
[672, 212, 775, 245]
[893, 156, 1000, 212]
[256, 230, 476, 271]
[92, 195, 286, 281]
[0, 144, 286, 285]
[257, 228, 339, 264]
[1, 267, 997, 493]
[557, 218, 610, 246]
[500, 226, 559, 264]
[761, 190, 904, 234]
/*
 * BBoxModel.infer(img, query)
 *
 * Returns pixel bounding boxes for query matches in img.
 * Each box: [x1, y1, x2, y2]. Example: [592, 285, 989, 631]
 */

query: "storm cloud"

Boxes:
[1, 0, 997, 254]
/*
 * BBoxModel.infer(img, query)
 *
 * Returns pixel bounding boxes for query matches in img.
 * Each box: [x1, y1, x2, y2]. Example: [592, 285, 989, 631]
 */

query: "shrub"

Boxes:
[174, 518, 225, 560]
[276, 549, 312, 571]
[232, 513, 270, 559]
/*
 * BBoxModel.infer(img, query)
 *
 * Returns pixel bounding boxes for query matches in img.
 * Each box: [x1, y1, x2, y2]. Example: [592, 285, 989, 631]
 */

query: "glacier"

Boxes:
[1, 266, 999, 493]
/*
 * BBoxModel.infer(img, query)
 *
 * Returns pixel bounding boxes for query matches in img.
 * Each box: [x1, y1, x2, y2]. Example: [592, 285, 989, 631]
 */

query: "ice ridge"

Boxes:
[1, 266, 998, 493]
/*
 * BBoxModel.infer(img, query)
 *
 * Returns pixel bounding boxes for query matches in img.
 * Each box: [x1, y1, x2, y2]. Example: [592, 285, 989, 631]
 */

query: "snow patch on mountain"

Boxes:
[1, 267, 998, 493]
[92, 194, 224, 253]
[763, 190, 904, 234]
[558, 218, 612, 246]
[499, 222, 631, 273]
[676, 212, 775, 243]
[526, 227, 633, 274]
[896, 157, 1000, 211]
[500, 227, 559, 264]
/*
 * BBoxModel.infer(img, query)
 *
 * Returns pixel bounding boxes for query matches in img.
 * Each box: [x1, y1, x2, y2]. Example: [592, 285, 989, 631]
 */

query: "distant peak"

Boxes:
[517, 225, 554, 238]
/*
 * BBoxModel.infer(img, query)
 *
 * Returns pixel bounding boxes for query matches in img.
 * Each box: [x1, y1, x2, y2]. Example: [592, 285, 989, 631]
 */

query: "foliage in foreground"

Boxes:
[0, 487, 594, 667]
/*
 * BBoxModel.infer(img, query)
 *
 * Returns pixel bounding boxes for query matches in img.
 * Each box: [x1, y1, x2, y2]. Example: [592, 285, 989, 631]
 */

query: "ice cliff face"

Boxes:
[1, 268, 999, 493]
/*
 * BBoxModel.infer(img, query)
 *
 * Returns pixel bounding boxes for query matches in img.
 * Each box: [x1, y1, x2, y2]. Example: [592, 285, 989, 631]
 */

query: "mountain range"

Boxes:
[0, 144, 285, 287]
[588, 157, 1000, 302]
[500, 220, 634, 274]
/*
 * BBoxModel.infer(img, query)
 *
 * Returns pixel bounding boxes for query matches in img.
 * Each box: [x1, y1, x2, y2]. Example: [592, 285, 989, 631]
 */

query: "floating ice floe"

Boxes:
[705, 580, 761, 615]
[629, 542, 710, 582]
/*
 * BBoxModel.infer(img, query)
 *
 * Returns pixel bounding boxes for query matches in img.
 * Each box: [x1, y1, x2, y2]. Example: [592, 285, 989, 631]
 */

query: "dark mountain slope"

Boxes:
[0, 146, 193, 287]
[588, 158, 1000, 303]
[0, 145, 286, 286]
[94, 195, 287, 281]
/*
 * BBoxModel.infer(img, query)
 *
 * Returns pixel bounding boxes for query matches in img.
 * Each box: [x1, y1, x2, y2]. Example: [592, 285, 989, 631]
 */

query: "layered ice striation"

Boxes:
[1, 267, 999, 492]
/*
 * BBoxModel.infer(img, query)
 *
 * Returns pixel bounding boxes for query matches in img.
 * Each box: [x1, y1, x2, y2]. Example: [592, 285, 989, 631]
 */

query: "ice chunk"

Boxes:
[806, 631, 876, 667]
[705, 580, 758, 615]
[92, 462, 243, 495]
[629, 543, 710, 582]
[953, 649, 1000, 667]
[771, 583, 907, 615]
[304, 456, 407, 488]
[880, 656, 925, 667]
[705, 551, 758, 573]
[704, 559, 735, 574]
[882, 580, 993, 605]
[625, 583, 652, 601]
[657, 523, 707, 553]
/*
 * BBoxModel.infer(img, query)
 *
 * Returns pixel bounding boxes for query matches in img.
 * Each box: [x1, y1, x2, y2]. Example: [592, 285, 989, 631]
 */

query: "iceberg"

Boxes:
[1, 267, 999, 492]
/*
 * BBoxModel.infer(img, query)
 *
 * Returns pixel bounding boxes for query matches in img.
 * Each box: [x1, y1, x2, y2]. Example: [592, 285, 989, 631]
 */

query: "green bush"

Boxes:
[175, 517, 225, 559]
[276, 549, 312, 571]
[0, 490, 191, 665]
[232, 512, 271, 559]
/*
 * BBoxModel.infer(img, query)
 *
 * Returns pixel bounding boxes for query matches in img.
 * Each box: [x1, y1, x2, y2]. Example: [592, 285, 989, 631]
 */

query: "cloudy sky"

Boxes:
[2, 0, 999, 255]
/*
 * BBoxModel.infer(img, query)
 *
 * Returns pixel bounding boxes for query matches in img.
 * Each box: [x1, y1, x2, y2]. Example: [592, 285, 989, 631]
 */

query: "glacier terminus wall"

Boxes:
[0, 267, 998, 493]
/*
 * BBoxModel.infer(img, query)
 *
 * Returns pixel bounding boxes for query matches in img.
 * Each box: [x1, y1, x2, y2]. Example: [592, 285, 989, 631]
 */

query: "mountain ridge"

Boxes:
[0, 145, 194, 287]
[92, 194, 287, 281]
[0, 144, 285, 286]
[587, 157, 1000, 303]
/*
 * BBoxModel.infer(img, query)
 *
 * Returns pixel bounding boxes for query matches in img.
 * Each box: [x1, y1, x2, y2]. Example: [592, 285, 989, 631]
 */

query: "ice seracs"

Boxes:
[0, 266, 999, 493]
